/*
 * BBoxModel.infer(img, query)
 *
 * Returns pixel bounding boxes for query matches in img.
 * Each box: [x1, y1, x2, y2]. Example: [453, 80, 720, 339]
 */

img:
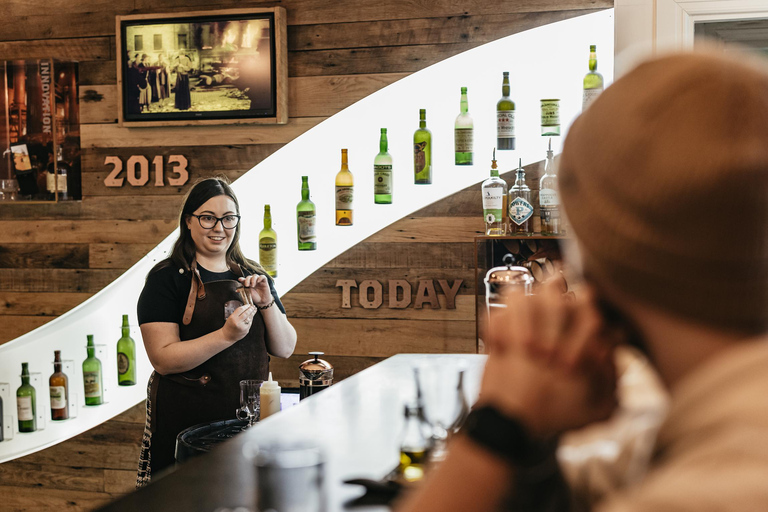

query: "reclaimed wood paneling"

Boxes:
[0, 315, 53, 344]
[0, 244, 89, 269]
[0, 37, 111, 61]
[290, 318, 476, 357]
[282, 293, 475, 320]
[0, 220, 174, 244]
[0, 292, 92, 316]
[81, 117, 325, 148]
[89, 243, 159, 269]
[0, 0, 609, 507]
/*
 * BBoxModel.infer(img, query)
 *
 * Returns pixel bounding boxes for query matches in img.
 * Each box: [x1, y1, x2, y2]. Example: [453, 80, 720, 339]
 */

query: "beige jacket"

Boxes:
[596, 340, 768, 511]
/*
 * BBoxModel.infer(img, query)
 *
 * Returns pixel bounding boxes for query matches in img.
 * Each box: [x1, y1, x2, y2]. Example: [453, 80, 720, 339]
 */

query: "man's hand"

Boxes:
[478, 283, 619, 439]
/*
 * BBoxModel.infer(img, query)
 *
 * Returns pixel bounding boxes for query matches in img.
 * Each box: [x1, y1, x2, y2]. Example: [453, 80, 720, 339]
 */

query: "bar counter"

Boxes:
[98, 354, 486, 512]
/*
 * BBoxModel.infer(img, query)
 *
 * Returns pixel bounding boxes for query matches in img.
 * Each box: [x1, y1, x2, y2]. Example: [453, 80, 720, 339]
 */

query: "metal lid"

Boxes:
[299, 352, 334, 382]
[484, 254, 533, 288]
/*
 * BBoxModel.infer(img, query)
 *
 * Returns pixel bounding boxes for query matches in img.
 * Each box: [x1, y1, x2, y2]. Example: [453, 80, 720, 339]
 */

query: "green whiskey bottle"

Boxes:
[374, 128, 393, 204]
[259, 205, 278, 277]
[497, 72, 516, 150]
[296, 176, 317, 250]
[17, 362, 36, 432]
[117, 315, 136, 386]
[454, 87, 473, 165]
[83, 335, 104, 406]
[413, 109, 432, 185]
[583, 45, 604, 110]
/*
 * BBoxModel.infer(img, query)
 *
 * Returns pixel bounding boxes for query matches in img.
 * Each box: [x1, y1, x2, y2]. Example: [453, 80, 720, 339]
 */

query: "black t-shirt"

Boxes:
[137, 263, 285, 326]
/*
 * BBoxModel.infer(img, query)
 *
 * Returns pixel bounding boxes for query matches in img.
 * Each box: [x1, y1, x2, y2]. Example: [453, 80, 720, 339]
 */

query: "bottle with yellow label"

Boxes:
[259, 205, 278, 277]
[335, 149, 354, 226]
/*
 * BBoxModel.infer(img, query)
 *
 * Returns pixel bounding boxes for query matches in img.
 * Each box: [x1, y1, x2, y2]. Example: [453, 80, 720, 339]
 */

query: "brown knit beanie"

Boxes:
[560, 50, 768, 334]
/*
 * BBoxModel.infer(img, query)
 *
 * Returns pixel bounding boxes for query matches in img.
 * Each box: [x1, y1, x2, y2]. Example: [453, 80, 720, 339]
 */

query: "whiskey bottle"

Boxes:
[296, 176, 317, 250]
[117, 315, 136, 386]
[47, 146, 70, 201]
[496, 72, 516, 150]
[374, 128, 393, 204]
[539, 139, 563, 236]
[17, 362, 36, 432]
[259, 205, 278, 277]
[413, 109, 432, 184]
[583, 45, 604, 111]
[481, 149, 508, 236]
[49, 350, 69, 420]
[335, 149, 354, 226]
[454, 87, 473, 165]
[83, 335, 104, 406]
[509, 159, 534, 236]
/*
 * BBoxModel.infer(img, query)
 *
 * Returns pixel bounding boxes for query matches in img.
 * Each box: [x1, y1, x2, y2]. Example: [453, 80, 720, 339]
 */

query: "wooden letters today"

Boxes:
[335, 279, 463, 310]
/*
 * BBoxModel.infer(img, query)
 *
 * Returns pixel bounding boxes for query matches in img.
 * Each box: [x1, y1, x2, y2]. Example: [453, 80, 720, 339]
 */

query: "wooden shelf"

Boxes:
[475, 234, 570, 241]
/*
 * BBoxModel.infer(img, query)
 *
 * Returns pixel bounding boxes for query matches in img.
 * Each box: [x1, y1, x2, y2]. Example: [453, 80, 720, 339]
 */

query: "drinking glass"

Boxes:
[237, 379, 263, 427]
[414, 362, 469, 460]
[243, 441, 326, 512]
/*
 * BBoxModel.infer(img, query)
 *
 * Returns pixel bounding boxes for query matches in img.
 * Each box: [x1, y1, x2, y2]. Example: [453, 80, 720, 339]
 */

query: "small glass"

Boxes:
[414, 361, 469, 460]
[243, 441, 327, 512]
[237, 379, 263, 427]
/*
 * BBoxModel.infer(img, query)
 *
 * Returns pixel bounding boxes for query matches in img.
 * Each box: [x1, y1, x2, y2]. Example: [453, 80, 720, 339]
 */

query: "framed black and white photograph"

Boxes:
[116, 7, 287, 127]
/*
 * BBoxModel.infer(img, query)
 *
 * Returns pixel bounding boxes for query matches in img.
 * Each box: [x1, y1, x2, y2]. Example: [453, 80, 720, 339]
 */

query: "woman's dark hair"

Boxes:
[149, 177, 264, 276]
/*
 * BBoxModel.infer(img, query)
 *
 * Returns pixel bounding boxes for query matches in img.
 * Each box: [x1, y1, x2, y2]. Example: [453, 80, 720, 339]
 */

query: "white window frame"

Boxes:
[615, 0, 768, 76]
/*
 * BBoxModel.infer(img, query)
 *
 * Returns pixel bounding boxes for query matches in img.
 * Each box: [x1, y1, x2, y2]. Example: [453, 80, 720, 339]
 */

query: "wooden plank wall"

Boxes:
[0, 0, 609, 509]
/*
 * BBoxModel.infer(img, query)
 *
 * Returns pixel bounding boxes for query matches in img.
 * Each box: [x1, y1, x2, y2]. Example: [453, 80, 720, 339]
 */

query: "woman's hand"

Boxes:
[239, 275, 272, 307]
[222, 304, 257, 343]
[478, 283, 619, 439]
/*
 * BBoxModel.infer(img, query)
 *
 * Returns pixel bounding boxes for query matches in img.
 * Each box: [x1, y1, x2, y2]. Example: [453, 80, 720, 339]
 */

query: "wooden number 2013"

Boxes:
[104, 155, 189, 187]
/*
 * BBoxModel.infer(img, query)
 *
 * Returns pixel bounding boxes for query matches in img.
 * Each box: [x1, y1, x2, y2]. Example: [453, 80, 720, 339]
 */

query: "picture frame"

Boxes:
[116, 7, 287, 127]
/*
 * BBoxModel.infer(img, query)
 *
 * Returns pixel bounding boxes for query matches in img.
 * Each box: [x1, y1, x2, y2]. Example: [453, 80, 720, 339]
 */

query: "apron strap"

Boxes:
[183, 260, 206, 326]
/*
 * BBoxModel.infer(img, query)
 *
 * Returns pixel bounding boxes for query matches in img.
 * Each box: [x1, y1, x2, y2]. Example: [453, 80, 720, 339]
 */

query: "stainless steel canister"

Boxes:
[484, 253, 533, 319]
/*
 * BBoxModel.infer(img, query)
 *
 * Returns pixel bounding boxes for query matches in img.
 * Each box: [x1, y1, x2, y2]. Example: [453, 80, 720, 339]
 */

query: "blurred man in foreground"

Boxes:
[397, 50, 768, 511]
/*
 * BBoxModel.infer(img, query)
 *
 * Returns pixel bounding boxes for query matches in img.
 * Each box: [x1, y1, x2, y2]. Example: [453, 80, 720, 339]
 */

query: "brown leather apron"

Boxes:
[137, 263, 269, 483]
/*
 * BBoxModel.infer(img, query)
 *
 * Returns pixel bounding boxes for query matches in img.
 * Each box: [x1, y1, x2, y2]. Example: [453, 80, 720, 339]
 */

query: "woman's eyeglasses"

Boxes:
[190, 214, 240, 230]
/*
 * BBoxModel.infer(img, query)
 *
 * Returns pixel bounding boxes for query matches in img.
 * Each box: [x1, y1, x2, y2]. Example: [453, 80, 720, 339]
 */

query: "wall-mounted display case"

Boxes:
[0, 59, 81, 202]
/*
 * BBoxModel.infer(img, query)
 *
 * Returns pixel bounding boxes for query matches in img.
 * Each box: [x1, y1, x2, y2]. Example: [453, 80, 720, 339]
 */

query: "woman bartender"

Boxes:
[135, 177, 297, 486]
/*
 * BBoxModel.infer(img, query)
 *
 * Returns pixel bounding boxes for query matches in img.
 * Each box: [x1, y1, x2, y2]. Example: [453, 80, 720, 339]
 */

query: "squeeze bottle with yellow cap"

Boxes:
[259, 372, 281, 419]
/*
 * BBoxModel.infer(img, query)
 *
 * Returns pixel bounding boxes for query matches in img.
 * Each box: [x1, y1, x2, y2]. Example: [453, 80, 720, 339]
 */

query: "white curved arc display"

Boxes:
[0, 10, 613, 463]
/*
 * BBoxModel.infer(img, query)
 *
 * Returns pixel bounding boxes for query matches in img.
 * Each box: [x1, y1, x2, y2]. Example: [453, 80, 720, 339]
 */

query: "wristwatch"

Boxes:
[464, 405, 556, 472]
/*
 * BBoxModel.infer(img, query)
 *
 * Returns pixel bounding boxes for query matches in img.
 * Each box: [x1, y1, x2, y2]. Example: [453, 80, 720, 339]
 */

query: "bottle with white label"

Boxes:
[454, 87, 473, 165]
[497, 72, 515, 151]
[83, 335, 104, 406]
[50, 350, 69, 420]
[297, 176, 316, 250]
[17, 362, 36, 432]
[539, 138, 563, 236]
[583, 44, 604, 111]
[481, 149, 508, 236]
[259, 372, 281, 420]
[374, 128, 393, 204]
[508, 159, 533, 236]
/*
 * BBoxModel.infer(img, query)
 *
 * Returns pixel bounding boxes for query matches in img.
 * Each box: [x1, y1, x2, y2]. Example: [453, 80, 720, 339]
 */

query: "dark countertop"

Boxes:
[98, 354, 486, 512]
